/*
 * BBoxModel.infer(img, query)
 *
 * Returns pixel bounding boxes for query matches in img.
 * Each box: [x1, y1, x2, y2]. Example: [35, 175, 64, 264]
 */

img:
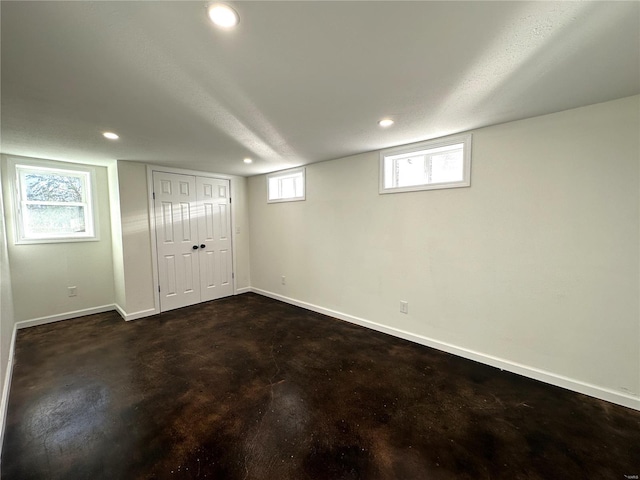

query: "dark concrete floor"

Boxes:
[2, 293, 639, 479]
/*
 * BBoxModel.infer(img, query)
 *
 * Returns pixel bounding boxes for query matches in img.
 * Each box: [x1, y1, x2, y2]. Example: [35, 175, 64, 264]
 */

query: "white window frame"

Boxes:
[8, 157, 99, 244]
[379, 134, 472, 194]
[267, 167, 306, 203]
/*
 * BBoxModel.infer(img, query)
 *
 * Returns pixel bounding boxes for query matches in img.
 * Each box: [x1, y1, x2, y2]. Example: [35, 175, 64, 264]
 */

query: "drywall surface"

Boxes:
[108, 162, 126, 310]
[231, 176, 251, 290]
[1, 156, 115, 322]
[0, 161, 15, 404]
[248, 96, 640, 399]
[117, 161, 155, 315]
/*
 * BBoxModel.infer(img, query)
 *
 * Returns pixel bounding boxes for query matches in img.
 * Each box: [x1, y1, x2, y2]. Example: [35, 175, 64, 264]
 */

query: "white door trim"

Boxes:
[146, 165, 238, 314]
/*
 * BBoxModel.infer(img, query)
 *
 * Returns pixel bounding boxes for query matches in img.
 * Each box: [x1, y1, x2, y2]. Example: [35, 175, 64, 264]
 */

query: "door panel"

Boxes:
[164, 255, 177, 296]
[203, 250, 216, 288]
[197, 177, 233, 301]
[161, 202, 174, 242]
[218, 204, 229, 239]
[220, 249, 230, 287]
[182, 252, 196, 293]
[179, 203, 192, 240]
[154, 172, 201, 311]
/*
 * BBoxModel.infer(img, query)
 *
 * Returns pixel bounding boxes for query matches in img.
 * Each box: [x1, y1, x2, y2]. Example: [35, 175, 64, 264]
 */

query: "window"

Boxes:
[267, 167, 305, 203]
[10, 159, 97, 243]
[379, 134, 472, 194]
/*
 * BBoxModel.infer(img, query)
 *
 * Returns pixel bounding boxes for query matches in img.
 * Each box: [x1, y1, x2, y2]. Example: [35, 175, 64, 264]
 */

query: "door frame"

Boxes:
[146, 164, 238, 313]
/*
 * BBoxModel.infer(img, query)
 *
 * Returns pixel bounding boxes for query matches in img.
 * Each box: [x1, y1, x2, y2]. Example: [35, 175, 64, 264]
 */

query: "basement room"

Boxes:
[0, 1, 639, 478]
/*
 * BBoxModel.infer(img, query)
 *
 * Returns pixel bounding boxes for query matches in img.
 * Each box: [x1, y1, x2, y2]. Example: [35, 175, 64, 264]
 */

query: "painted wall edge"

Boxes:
[114, 304, 159, 322]
[0, 324, 17, 465]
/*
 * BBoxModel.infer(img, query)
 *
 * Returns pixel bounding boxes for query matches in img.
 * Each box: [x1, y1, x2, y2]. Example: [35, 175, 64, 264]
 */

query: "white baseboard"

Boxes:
[250, 288, 640, 412]
[114, 304, 158, 322]
[0, 324, 17, 460]
[235, 287, 252, 295]
[15, 304, 116, 330]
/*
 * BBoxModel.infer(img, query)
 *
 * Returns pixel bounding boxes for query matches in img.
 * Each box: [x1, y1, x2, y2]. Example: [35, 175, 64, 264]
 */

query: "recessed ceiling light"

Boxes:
[103, 132, 119, 140]
[208, 3, 239, 28]
[243, 158, 253, 164]
[378, 119, 394, 127]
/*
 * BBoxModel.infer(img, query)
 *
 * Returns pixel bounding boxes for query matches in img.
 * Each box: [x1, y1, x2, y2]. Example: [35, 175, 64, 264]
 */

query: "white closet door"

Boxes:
[154, 172, 201, 311]
[196, 177, 233, 301]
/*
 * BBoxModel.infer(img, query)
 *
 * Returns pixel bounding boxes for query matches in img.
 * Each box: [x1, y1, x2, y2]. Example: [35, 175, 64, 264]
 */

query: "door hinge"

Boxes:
[158, 285, 160, 292]
[153, 192, 156, 199]
[232, 272, 235, 279]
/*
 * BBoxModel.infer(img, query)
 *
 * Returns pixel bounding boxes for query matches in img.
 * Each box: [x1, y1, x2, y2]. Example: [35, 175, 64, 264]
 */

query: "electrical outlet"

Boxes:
[68, 286, 77, 297]
[400, 301, 408, 314]
[281, 276, 286, 285]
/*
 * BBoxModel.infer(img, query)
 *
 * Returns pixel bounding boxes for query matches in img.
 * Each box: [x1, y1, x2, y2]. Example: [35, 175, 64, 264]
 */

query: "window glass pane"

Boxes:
[23, 172, 84, 202]
[280, 177, 297, 199]
[395, 155, 428, 188]
[384, 158, 394, 189]
[268, 177, 280, 200]
[429, 149, 464, 184]
[294, 175, 303, 197]
[24, 205, 86, 236]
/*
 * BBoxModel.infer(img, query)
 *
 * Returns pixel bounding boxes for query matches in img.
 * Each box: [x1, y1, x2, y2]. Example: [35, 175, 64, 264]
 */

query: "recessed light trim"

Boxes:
[208, 3, 239, 28]
[243, 158, 253, 164]
[378, 119, 394, 127]
[103, 132, 119, 140]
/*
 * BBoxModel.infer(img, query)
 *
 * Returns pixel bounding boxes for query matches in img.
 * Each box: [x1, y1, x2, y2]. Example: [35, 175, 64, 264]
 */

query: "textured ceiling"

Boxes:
[1, 1, 639, 176]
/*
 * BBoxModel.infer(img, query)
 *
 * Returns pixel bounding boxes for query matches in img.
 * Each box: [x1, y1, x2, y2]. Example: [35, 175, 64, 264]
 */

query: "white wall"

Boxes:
[231, 176, 251, 291]
[115, 161, 156, 317]
[0, 161, 16, 429]
[108, 161, 126, 310]
[1, 156, 115, 322]
[248, 96, 640, 405]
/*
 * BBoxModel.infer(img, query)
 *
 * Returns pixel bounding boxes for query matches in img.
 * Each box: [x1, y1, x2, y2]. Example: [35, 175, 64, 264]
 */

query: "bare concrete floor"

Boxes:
[2, 293, 639, 479]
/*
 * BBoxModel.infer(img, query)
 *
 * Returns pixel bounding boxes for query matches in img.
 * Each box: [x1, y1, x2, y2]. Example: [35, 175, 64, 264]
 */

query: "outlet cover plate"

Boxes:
[400, 301, 408, 314]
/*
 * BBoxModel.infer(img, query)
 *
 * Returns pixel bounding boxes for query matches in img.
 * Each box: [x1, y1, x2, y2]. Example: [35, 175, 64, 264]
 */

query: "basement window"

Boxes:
[9, 158, 98, 244]
[379, 134, 472, 194]
[267, 167, 305, 203]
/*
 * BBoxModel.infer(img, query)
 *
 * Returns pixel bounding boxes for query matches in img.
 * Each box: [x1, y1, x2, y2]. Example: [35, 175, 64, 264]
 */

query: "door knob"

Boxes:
[192, 245, 199, 250]
[200, 244, 206, 249]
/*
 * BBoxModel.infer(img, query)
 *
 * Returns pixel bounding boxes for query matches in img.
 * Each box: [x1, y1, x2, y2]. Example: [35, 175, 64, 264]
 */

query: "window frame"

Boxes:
[266, 167, 306, 203]
[379, 134, 472, 194]
[8, 157, 99, 244]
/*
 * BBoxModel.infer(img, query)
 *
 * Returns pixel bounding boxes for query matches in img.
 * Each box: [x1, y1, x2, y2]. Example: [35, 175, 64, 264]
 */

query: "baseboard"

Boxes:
[0, 324, 17, 460]
[250, 288, 640, 412]
[15, 304, 116, 330]
[235, 287, 252, 295]
[114, 304, 158, 322]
